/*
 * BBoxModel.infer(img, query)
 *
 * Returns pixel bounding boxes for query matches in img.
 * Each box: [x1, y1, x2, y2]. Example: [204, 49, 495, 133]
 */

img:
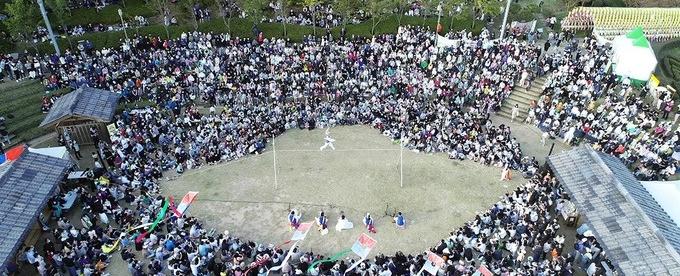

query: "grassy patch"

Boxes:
[0, 80, 69, 145]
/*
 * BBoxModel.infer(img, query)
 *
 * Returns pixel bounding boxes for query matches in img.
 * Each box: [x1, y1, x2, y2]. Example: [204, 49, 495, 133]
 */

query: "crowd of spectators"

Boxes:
[30, 17, 149, 43]
[526, 35, 680, 180]
[268, 4, 367, 28]
[3, 18, 666, 274]
[21, 156, 602, 275]
[3, 26, 583, 275]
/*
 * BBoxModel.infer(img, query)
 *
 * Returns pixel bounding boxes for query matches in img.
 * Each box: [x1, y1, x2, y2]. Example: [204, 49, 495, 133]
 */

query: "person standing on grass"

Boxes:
[319, 128, 336, 151]
[364, 213, 376, 233]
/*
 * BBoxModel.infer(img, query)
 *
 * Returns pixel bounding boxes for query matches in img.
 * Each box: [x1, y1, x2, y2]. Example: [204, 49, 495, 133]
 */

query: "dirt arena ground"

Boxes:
[161, 125, 525, 256]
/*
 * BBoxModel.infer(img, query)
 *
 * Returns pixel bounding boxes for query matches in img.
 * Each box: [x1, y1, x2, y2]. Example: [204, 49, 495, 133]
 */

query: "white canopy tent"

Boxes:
[641, 180, 680, 228]
[611, 27, 658, 82]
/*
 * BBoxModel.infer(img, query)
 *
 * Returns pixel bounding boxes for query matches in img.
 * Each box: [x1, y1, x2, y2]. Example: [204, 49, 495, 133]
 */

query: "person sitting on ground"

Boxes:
[394, 212, 406, 229]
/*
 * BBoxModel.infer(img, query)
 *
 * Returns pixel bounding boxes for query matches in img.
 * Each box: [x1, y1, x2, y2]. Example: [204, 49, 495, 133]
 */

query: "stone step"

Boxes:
[498, 106, 529, 118]
[502, 97, 532, 109]
[512, 85, 544, 96]
[510, 90, 541, 102]
[497, 109, 528, 120]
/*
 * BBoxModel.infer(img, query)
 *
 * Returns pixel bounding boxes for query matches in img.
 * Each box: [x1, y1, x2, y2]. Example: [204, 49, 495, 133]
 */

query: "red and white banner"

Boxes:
[421, 252, 445, 275]
[290, 222, 313, 241]
[345, 233, 377, 274]
[170, 191, 199, 217]
[267, 222, 314, 275]
[351, 233, 377, 259]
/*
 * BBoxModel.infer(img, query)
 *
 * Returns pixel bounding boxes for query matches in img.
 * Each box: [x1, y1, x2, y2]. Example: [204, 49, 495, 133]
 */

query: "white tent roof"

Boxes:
[28, 146, 70, 160]
[611, 27, 657, 81]
[641, 181, 680, 228]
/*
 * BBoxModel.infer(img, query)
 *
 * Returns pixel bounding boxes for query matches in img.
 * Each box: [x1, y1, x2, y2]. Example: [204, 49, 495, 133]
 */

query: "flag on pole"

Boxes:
[421, 252, 445, 275]
[290, 222, 313, 241]
[307, 249, 353, 273]
[268, 222, 314, 275]
[170, 191, 198, 217]
[351, 233, 377, 259]
[344, 233, 377, 273]
[135, 198, 170, 243]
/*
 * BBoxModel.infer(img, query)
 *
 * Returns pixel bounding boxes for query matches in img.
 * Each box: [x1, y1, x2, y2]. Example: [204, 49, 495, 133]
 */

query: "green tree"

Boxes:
[146, 0, 171, 38]
[365, 0, 393, 35]
[46, 0, 72, 48]
[275, 0, 292, 37]
[4, 0, 40, 52]
[182, 0, 199, 31]
[444, 0, 466, 30]
[239, 0, 265, 28]
[471, 0, 500, 30]
[214, 0, 235, 33]
[333, 0, 358, 30]
[391, 0, 409, 27]
[302, 0, 319, 36]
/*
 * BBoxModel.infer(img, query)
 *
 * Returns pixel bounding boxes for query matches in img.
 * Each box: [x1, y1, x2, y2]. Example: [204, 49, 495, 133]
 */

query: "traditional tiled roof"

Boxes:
[0, 151, 71, 270]
[547, 146, 680, 275]
[39, 87, 120, 128]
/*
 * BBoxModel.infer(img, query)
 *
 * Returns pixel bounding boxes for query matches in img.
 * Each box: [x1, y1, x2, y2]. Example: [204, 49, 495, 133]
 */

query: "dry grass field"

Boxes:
[161, 125, 524, 256]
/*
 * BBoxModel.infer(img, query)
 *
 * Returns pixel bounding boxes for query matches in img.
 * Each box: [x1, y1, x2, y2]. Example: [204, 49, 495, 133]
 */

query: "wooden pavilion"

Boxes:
[39, 87, 120, 145]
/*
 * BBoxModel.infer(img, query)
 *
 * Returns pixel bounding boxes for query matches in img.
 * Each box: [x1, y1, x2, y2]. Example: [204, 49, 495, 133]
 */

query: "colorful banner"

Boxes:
[344, 233, 377, 274]
[267, 241, 299, 275]
[268, 222, 313, 275]
[290, 222, 312, 241]
[170, 191, 198, 217]
[421, 252, 445, 275]
[307, 249, 353, 273]
[135, 198, 170, 243]
[351, 233, 377, 259]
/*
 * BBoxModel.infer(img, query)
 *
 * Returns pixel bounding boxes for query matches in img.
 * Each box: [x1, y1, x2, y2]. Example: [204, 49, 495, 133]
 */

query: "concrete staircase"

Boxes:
[497, 76, 546, 120]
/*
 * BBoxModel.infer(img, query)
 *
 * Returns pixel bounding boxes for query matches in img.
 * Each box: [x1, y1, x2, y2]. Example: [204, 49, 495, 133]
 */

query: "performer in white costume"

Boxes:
[319, 128, 336, 151]
[335, 212, 354, 232]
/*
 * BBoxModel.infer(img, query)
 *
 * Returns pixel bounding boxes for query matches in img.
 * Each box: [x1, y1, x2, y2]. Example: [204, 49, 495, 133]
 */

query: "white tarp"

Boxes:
[640, 180, 680, 228]
[510, 20, 537, 33]
[436, 35, 460, 48]
[28, 146, 69, 160]
[611, 29, 657, 82]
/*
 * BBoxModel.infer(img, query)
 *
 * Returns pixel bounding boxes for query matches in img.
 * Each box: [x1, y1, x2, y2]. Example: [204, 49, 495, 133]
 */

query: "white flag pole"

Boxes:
[416, 265, 426, 276]
[400, 135, 404, 189]
[267, 240, 299, 275]
[343, 257, 366, 275]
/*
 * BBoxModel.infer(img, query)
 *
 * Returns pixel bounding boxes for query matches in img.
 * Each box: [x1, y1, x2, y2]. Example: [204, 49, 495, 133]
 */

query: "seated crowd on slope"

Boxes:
[0, 22, 654, 275]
